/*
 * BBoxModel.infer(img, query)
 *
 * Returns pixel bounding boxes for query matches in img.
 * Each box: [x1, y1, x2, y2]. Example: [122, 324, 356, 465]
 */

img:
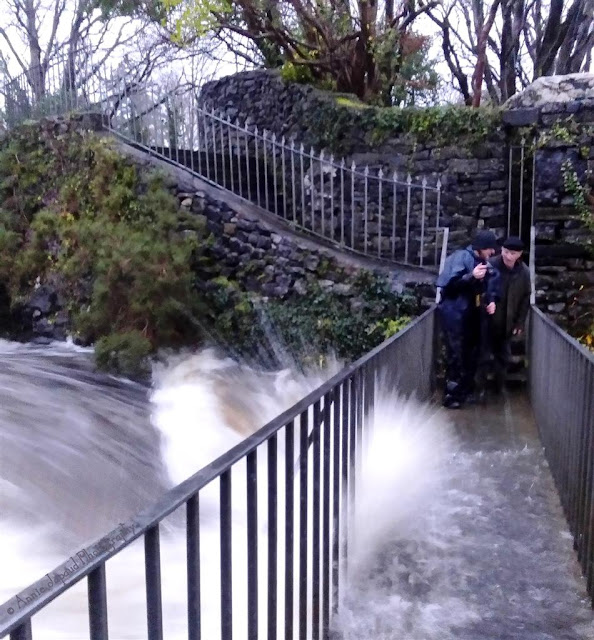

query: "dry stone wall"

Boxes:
[200, 70, 594, 333]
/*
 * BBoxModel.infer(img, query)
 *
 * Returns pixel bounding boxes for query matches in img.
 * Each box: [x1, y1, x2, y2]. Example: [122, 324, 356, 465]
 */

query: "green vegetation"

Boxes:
[561, 159, 594, 232]
[0, 121, 416, 376]
[307, 99, 502, 155]
[202, 271, 417, 364]
[279, 60, 315, 86]
[581, 324, 594, 352]
[95, 331, 153, 378]
[0, 123, 204, 374]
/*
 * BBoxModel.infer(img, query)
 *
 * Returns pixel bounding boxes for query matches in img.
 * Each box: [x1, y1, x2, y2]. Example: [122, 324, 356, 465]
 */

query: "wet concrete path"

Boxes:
[333, 389, 594, 640]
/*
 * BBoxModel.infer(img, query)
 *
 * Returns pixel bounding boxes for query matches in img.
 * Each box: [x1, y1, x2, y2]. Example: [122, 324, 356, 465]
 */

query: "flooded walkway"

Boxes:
[333, 390, 594, 640]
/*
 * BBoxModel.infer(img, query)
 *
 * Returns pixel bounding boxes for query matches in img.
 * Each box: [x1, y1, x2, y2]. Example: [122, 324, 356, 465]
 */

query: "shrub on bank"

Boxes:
[201, 271, 417, 366]
[0, 123, 417, 376]
[0, 125, 204, 363]
[95, 331, 153, 378]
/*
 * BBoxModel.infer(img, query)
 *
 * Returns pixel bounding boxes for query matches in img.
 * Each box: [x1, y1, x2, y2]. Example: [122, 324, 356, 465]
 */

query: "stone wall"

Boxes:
[120, 142, 434, 305]
[504, 81, 594, 330]
[199, 70, 508, 245]
[200, 70, 594, 333]
[8, 116, 432, 344]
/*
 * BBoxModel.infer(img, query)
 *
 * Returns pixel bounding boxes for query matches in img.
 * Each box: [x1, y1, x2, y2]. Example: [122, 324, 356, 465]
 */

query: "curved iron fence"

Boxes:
[0, 307, 437, 640]
[4, 60, 446, 270]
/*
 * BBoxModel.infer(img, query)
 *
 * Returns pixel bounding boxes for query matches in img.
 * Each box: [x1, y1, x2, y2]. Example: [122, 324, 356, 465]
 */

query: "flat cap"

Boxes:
[502, 236, 525, 251]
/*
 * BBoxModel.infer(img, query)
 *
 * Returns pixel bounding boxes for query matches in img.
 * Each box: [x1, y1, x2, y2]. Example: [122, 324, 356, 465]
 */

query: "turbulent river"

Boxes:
[1, 339, 592, 640]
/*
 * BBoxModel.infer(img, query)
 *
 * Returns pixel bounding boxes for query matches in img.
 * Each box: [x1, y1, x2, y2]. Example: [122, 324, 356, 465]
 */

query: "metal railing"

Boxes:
[2, 50, 112, 126]
[507, 138, 536, 247]
[528, 305, 594, 600]
[4, 61, 446, 269]
[0, 307, 437, 640]
[106, 87, 445, 268]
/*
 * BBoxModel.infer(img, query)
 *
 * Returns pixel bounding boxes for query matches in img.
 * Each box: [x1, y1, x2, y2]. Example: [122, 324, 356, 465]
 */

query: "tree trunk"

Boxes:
[534, 0, 565, 76]
[499, 0, 524, 102]
[23, 0, 45, 101]
[357, 0, 379, 100]
[471, 0, 501, 106]
[555, 0, 594, 74]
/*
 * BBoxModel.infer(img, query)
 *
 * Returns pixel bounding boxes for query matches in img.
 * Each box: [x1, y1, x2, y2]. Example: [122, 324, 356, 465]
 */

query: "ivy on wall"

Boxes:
[305, 96, 503, 154]
[561, 159, 594, 233]
[560, 158, 594, 352]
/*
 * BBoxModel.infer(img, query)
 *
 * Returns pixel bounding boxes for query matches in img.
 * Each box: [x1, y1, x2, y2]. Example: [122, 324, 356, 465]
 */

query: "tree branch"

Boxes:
[471, 0, 502, 106]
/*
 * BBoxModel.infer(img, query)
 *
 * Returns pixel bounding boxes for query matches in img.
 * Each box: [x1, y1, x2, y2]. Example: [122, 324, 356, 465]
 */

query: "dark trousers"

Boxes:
[477, 318, 511, 391]
[438, 302, 481, 402]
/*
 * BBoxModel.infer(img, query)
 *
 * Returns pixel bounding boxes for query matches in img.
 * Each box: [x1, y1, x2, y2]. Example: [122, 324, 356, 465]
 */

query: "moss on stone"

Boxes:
[307, 98, 503, 155]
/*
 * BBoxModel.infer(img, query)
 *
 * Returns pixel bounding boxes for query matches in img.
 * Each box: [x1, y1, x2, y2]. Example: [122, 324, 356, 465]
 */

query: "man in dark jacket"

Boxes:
[486, 236, 531, 392]
[436, 230, 500, 409]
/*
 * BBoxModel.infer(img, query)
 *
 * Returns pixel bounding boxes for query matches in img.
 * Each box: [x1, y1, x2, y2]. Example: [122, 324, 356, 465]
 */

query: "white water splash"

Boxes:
[0, 344, 462, 640]
[348, 398, 457, 574]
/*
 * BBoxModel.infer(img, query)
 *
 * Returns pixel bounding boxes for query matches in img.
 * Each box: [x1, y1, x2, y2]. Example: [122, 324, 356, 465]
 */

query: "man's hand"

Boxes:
[472, 263, 488, 280]
[486, 302, 496, 315]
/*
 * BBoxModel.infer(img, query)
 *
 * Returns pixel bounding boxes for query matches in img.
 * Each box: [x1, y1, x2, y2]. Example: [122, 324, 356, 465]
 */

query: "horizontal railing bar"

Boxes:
[0, 305, 436, 636]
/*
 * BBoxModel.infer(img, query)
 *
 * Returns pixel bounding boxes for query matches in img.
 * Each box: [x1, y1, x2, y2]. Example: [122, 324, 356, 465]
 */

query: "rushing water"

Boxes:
[1, 340, 593, 640]
[0, 341, 350, 639]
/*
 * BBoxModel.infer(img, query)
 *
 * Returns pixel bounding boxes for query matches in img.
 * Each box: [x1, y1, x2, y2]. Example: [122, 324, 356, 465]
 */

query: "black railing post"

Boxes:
[299, 409, 309, 640]
[312, 400, 322, 640]
[332, 384, 342, 616]
[349, 374, 357, 533]
[10, 621, 32, 640]
[569, 353, 585, 540]
[268, 434, 278, 640]
[187, 494, 201, 640]
[576, 365, 593, 569]
[145, 525, 163, 640]
[285, 421, 295, 640]
[246, 451, 258, 640]
[88, 564, 109, 640]
[220, 471, 233, 640]
[322, 392, 332, 636]
[341, 378, 351, 577]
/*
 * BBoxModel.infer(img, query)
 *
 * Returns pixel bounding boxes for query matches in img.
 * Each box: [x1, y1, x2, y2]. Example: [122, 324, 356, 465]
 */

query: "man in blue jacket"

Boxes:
[436, 230, 500, 409]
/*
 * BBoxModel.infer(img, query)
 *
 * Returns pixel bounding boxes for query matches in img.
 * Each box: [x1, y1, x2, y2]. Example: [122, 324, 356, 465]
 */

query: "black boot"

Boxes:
[443, 394, 461, 409]
[443, 381, 462, 409]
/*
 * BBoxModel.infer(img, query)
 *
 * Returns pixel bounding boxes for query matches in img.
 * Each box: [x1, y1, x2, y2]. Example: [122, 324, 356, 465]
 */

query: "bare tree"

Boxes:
[470, 0, 502, 105]
[427, 0, 594, 105]
[0, 0, 142, 101]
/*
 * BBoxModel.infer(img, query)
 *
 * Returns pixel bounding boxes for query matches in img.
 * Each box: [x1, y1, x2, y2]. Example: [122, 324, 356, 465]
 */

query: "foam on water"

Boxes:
[0, 342, 468, 640]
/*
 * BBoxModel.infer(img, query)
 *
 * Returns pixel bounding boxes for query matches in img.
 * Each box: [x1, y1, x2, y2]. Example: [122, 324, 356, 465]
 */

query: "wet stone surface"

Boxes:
[332, 390, 594, 640]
